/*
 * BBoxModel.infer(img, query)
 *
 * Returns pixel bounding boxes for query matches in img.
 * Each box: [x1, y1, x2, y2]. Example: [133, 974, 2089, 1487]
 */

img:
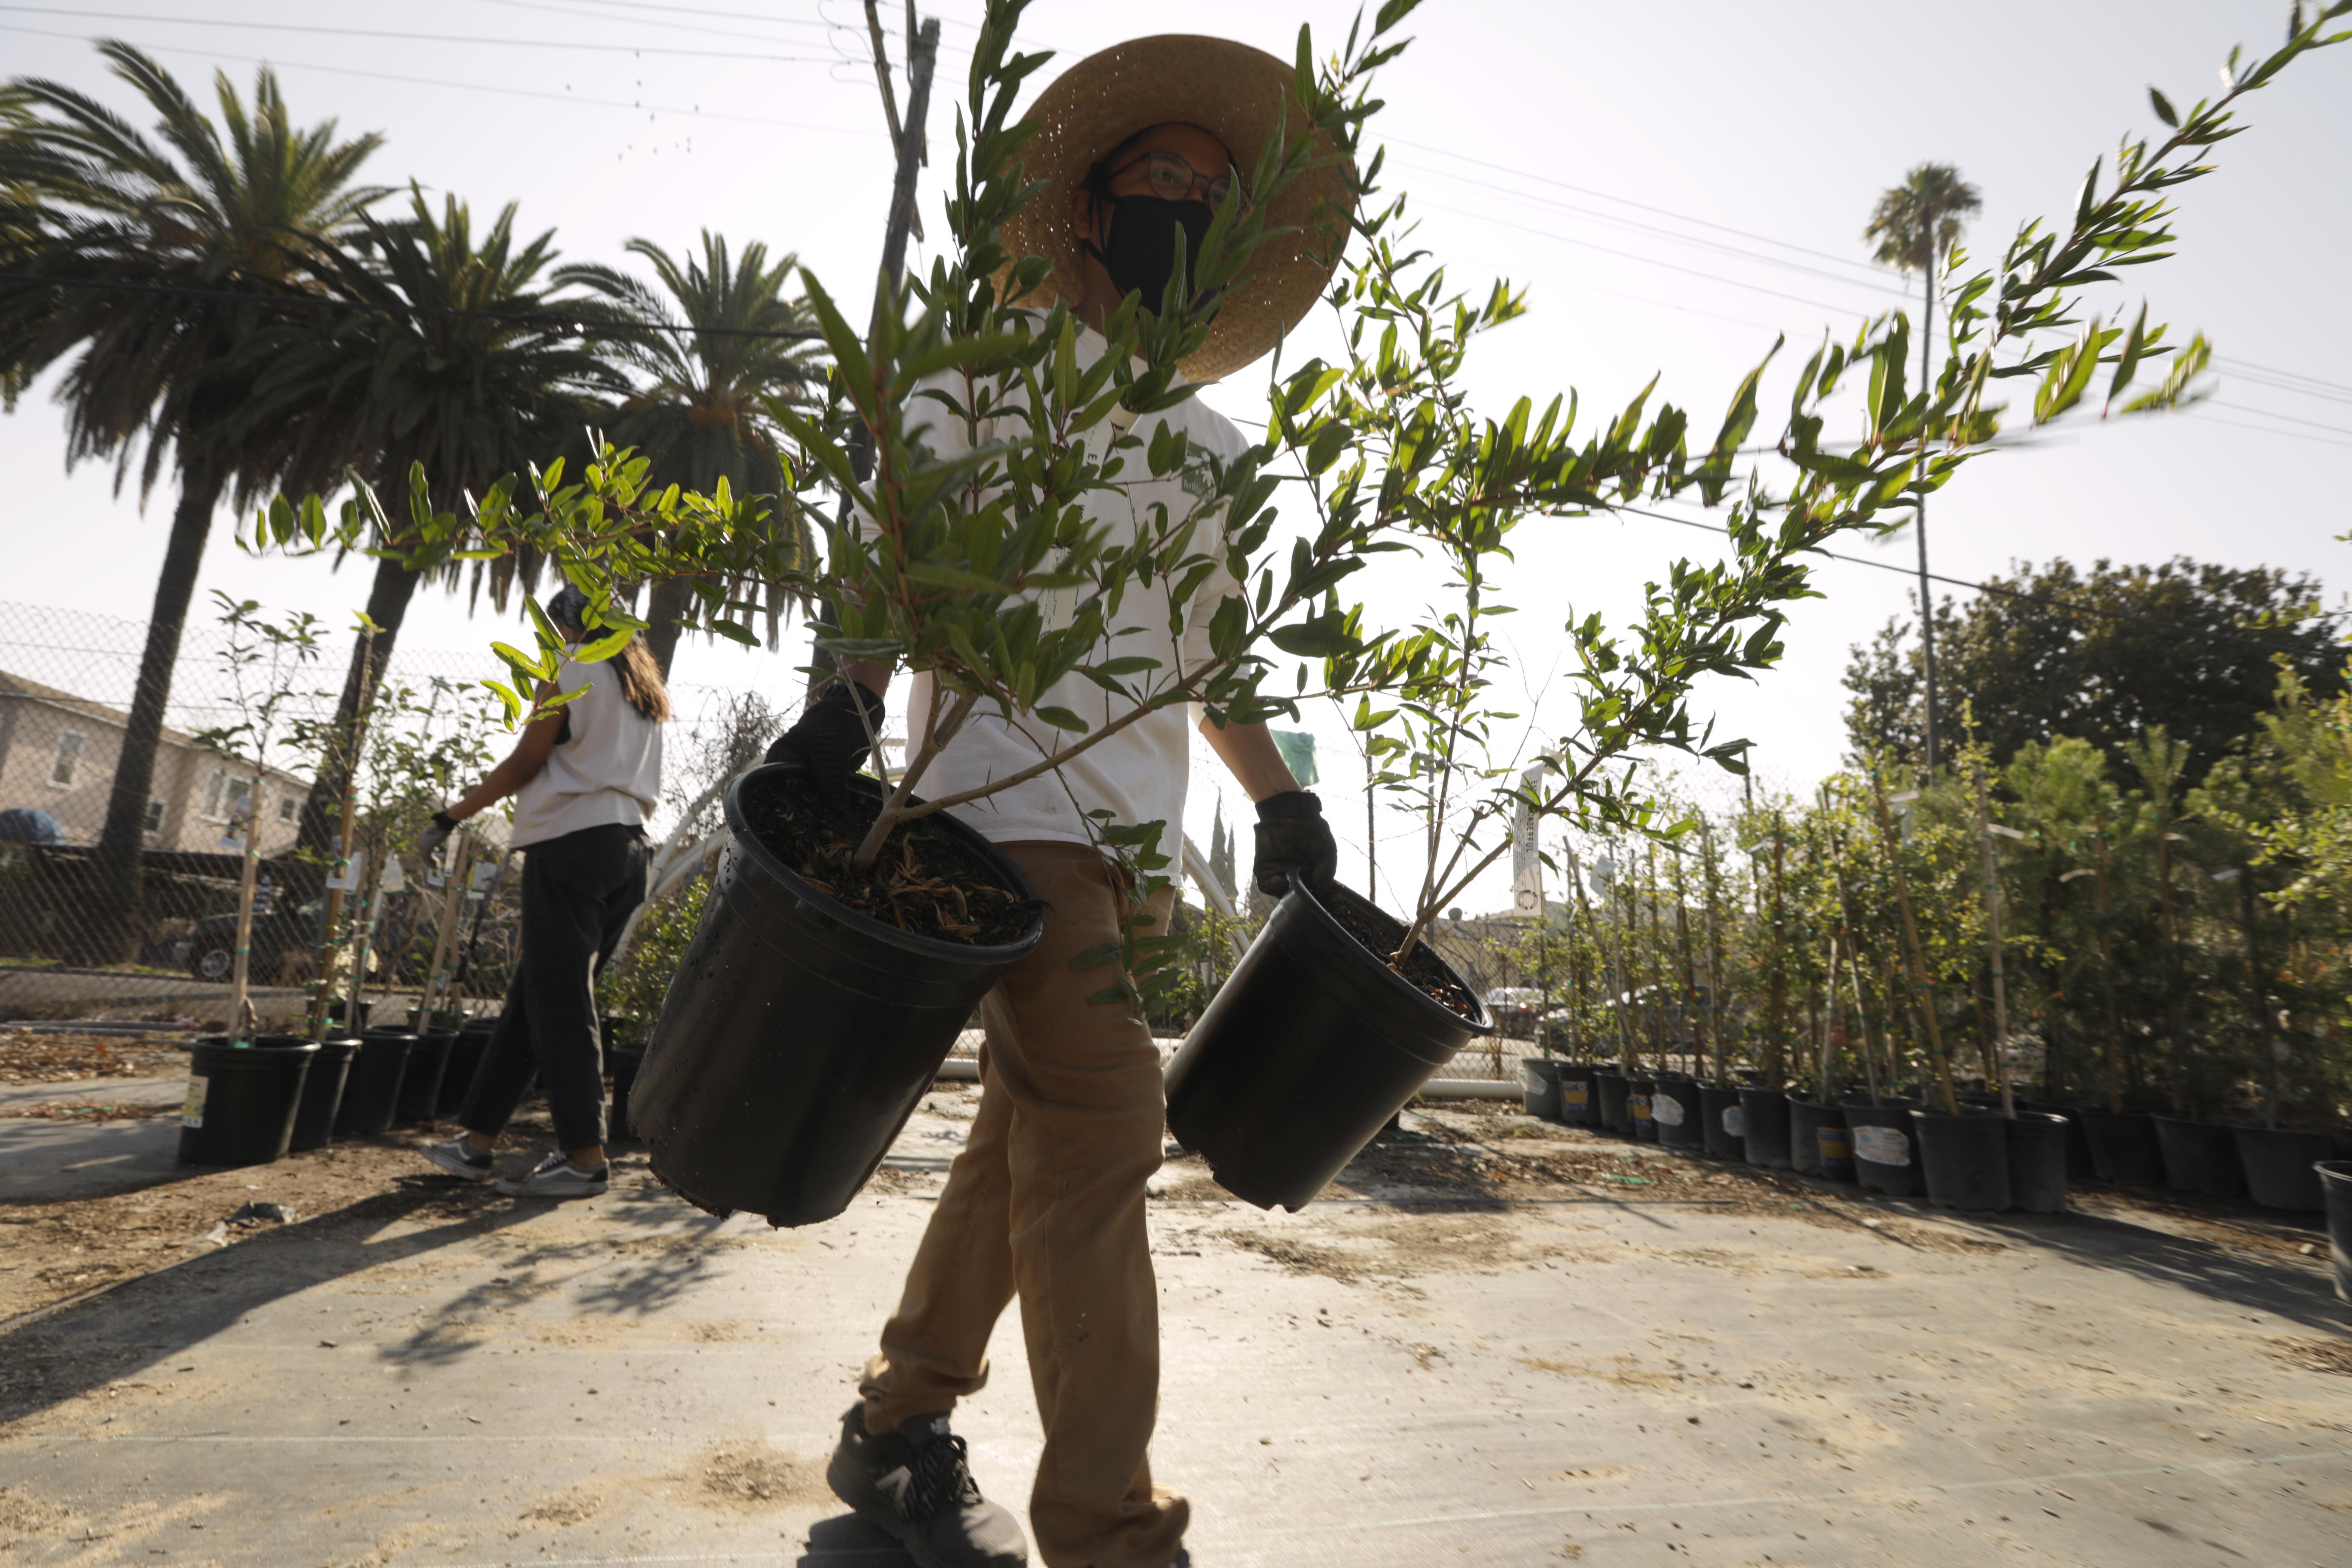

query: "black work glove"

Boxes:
[416, 810, 458, 865]
[764, 679, 887, 810]
[1252, 789, 1338, 897]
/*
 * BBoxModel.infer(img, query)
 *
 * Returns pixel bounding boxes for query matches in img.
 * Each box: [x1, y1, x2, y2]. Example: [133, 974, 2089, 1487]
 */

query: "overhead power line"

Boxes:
[1617, 502, 2352, 648]
[0, 5, 844, 64]
[0, 270, 824, 341]
[0, 22, 883, 137]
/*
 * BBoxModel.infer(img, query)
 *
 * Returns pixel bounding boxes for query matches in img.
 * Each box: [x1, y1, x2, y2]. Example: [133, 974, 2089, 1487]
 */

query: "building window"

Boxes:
[48, 730, 85, 788]
[200, 771, 254, 822]
[143, 798, 166, 835]
[278, 793, 299, 822]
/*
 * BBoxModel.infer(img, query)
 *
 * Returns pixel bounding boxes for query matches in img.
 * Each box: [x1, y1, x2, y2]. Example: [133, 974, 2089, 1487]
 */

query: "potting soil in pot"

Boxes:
[1166, 873, 1492, 1211]
[635, 765, 1042, 1228]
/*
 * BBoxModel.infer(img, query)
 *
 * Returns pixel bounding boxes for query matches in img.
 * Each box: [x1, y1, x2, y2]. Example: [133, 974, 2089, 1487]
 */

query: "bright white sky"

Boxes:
[5, 1, 2348, 916]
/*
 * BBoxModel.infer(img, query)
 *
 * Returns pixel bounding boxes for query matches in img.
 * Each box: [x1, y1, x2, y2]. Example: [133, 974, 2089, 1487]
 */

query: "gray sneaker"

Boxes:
[826, 1405, 1027, 1568]
[420, 1136, 494, 1183]
[494, 1151, 608, 1198]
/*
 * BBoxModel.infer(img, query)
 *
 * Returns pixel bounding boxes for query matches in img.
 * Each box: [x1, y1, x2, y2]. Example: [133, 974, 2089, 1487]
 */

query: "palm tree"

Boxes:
[558, 232, 825, 674]
[237, 187, 628, 860]
[0, 43, 387, 959]
[1865, 162, 1982, 777]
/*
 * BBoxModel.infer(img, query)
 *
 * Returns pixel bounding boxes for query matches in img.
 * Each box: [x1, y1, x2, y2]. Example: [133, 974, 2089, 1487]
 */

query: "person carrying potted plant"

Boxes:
[416, 584, 669, 1197]
[765, 34, 1350, 1568]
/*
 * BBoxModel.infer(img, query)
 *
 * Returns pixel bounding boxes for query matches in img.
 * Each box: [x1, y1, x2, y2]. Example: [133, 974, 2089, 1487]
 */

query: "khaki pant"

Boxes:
[860, 840, 1185, 1568]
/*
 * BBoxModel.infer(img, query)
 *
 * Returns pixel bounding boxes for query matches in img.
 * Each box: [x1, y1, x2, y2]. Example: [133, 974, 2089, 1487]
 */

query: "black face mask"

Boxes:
[1085, 195, 1215, 314]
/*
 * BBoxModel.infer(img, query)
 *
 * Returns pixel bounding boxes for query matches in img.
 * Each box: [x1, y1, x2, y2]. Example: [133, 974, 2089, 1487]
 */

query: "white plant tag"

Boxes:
[1853, 1125, 1911, 1166]
[1722, 1105, 1745, 1137]
[1652, 1093, 1686, 1127]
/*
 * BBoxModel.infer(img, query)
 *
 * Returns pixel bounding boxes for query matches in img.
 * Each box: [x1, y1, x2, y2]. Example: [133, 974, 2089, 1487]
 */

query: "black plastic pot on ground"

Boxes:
[2318, 1161, 2352, 1304]
[1168, 875, 1493, 1212]
[1520, 1057, 1562, 1120]
[1786, 1096, 1847, 1180]
[1844, 1098, 1923, 1197]
[1626, 1076, 1657, 1143]
[1737, 1085, 1792, 1170]
[438, 1017, 497, 1119]
[1912, 1107, 2010, 1211]
[1595, 1069, 1629, 1134]
[334, 1033, 412, 1136]
[2076, 1108, 2165, 1186]
[2022, 1097, 2095, 1179]
[2151, 1114, 2247, 1200]
[1650, 1075, 1703, 1151]
[1698, 1084, 1743, 1158]
[1554, 1063, 1599, 1126]
[286, 1034, 355, 1153]
[609, 1043, 647, 1143]
[178, 1037, 316, 1167]
[393, 1028, 456, 1126]
[634, 767, 1044, 1228]
[2230, 1126, 2334, 1213]
[2007, 1112, 2070, 1214]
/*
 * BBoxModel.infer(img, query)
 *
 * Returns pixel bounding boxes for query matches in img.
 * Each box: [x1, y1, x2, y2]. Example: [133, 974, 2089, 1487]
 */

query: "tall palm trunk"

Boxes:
[293, 552, 422, 867]
[643, 575, 691, 678]
[85, 459, 223, 962]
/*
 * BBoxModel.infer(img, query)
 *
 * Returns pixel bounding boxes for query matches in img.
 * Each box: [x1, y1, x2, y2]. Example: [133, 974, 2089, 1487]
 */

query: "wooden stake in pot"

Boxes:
[225, 793, 262, 1044]
[1870, 771, 1960, 1115]
[415, 831, 475, 1030]
[309, 623, 377, 1040]
[1975, 771, 2018, 1118]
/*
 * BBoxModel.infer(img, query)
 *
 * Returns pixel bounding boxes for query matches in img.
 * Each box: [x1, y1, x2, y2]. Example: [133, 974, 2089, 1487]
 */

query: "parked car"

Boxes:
[186, 897, 330, 984]
[1481, 987, 1549, 1039]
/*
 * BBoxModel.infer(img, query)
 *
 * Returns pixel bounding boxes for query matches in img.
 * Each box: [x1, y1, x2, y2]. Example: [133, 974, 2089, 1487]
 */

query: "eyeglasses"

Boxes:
[1102, 149, 1245, 211]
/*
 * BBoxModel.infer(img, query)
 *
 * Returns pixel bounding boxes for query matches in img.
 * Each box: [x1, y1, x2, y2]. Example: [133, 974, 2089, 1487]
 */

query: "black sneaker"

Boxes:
[493, 1151, 609, 1198]
[420, 1136, 494, 1182]
[826, 1404, 1027, 1568]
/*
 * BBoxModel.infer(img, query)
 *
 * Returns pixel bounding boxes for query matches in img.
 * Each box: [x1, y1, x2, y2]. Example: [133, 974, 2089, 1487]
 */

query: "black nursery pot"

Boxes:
[2077, 1108, 2165, 1186]
[1625, 1076, 1658, 1143]
[1912, 1107, 2010, 1211]
[178, 1037, 316, 1167]
[1846, 1098, 1924, 1197]
[1595, 1069, 1630, 1134]
[285, 1034, 355, 1153]
[2230, 1126, 2334, 1213]
[2022, 1097, 2096, 1179]
[1520, 1057, 1563, 1120]
[2317, 1161, 2352, 1305]
[1167, 875, 1493, 1212]
[333, 1032, 412, 1136]
[393, 1028, 456, 1127]
[608, 1043, 647, 1143]
[2151, 1114, 2247, 1200]
[1698, 1083, 1744, 1158]
[1786, 1095, 1847, 1180]
[633, 766, 1043, 1228]
[1554, 1064, 1600, 1126]
[437, 1018, 497, 1119]
[2007, 1111, 2071, 1214]
[1650, 1075, 1704, 1150]
[1737, 1085, 1792, 1170]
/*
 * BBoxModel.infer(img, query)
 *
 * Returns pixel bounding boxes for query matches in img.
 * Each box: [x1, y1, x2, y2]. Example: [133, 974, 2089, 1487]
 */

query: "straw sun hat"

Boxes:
[994, 33, 1356, 384]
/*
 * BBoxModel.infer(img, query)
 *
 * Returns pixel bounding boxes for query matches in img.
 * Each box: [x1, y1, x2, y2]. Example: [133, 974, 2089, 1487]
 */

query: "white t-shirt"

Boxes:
[510, 652, 664, 848]
[869, 324, 1247, 851]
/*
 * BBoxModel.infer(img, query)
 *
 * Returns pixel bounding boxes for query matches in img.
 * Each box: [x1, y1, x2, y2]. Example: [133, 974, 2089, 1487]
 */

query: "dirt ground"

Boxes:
[0, 1030, 186, 1086]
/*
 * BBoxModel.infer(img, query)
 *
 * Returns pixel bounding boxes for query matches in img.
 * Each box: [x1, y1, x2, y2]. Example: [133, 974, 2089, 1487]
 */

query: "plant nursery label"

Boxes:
[1628, 1094, 1652, 1121]
[181, 1075, 207, 1129]
[1817, 1127, 1852, 1160]
[1562, 1084, 1589, 1107]
[1722, 1105, 1744, 1136]
[1854, 1125, 1910, 1166]
[1652, 1094, 1686, 1127]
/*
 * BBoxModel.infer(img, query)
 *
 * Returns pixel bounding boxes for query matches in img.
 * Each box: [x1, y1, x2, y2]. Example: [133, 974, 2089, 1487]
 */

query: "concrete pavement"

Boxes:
[0, 1094, 2346, 1567]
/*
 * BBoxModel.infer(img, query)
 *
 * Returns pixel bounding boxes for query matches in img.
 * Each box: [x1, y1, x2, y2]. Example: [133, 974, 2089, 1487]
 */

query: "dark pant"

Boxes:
[460, 823, 648, 1151]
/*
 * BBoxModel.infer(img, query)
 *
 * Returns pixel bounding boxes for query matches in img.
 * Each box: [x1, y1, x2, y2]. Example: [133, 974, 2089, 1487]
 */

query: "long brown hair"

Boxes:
[607, 635, 671, 722]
